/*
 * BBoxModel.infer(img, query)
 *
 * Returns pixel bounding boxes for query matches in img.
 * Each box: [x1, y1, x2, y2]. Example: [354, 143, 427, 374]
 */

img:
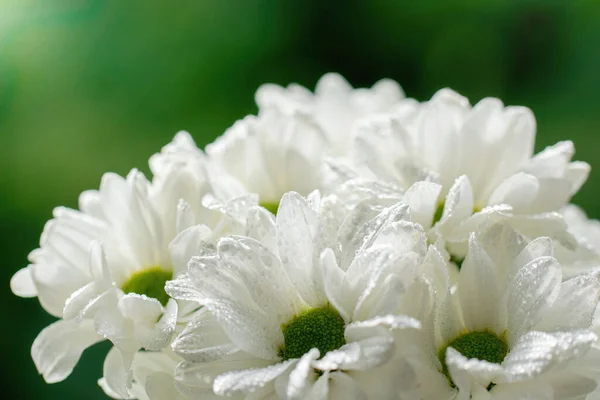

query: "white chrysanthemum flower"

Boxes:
[10, 147, 241, 397]
[166, 192, 431, 399]
[339, 89, 588, 261]
[256, 72, 406, 156]
[404, 223, 600, 399]
[205, 109, 329, 214]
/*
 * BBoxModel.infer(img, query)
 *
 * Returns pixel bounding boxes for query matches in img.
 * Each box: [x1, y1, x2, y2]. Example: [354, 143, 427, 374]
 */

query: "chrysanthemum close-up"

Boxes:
[4, 4, 600, 399]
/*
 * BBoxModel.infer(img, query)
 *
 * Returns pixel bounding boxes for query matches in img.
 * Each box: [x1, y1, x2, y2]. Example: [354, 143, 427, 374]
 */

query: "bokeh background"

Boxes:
[1, 0, 599, 398]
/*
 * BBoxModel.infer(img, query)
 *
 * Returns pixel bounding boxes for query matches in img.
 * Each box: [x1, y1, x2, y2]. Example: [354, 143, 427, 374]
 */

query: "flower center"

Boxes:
[260, 201, 280, 215]
[438, 330, 508, 385]
[279, 305, 346, 360]
[121, 266, 173, 306]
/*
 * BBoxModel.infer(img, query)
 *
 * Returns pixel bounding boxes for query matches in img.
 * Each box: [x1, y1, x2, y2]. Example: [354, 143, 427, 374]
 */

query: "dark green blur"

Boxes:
[1, 1, 600, 397]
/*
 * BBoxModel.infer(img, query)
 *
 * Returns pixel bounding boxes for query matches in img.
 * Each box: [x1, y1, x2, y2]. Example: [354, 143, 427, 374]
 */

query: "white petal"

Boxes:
[446, 347, 503, 391]
[183, 256, 283, 360]
[10, 267, 37, 297]
[487, 173, 539, 211]
[370, 219, 428, 256]
[32, 319, 102, 383]
[345, 314, 421, 332]
[339, 202, 411, 271]
[514, 237, 554, 267]
[213, 359, 297, 396]
[328, 372, 367, 400]
[172, 309, 239, 362]
[319, 249, 352, 323]
[217, 236, 302, 323]
[458, 234, 503, 333]
[174, 355, 267, 397]
[350, 249, 421, 321]
[536, 274, 600, 331]
[565, 161, 590, 195]
[175, 199, 195, 234]
[98, 377, 124, 399]
[164, 274, 204, 304]
[285, 348, 320, 399]
[418, 244, 450, 307]
[102, 346, 134, 399]
[31, 262, 90, 318]
[276, 192, 323, 306]
[438, 288, 465, 345]
[523, 141, 573, 178]
[335, 335, 395, 371]
[506, 256, 562, 343]
[500, 330, 596, 383]
[245, 206, 277, 254]
[306, 371, 330, 400]
[63, 282, 101, 320]
[403, 181, 442, 229]
[169, 224, 213, 277]
[146, 372, 182, 400]
[144, 299, 178, 350]
[437, 176, 474, 234]
[312, 342, 361, 372]
[118, 293, 163, 324]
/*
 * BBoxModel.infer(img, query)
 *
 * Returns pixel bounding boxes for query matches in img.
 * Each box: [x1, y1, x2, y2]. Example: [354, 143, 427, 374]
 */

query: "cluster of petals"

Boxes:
[11, 73, 600, 400]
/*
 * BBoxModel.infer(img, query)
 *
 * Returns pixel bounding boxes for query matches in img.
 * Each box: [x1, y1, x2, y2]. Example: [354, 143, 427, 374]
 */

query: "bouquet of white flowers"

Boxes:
[11, 73, 600, 400]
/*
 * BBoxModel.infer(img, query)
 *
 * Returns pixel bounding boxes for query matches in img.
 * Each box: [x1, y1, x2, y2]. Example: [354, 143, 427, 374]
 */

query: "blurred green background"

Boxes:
[1, 0, 599, 398]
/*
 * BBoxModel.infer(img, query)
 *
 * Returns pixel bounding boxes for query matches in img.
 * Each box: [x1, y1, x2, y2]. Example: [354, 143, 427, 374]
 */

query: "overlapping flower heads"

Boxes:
[11, 73, 600, 400]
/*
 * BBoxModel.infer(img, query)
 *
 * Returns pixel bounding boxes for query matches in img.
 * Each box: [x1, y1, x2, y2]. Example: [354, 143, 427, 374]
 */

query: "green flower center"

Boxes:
[450, 255, 465, 269]
[260, 201, 280, 215]
[279, 305, 346, 361]
[121, 266, 173, 306]
[438, 330, 508, 387]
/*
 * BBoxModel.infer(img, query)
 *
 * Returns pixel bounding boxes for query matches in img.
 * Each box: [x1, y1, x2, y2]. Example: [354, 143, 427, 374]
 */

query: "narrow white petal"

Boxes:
[536, 274, 600, 331]
[143, 299, 178, 350]
[500, 330, 596, 383]
[446, 347, 503, 392]
[276, 192, 323, 306]
[172, 309, 239, 362]
[458, 234, 503, 333]
[213, 360, 297, 396]
[10, 267, 37, 297]
[245, 206, 277, 254]
[182, 256, 284, 360]
[102, 346, 134, 399]
[514, 236, 554, 267]
[217, 236, 301, 322]
[403, 181, 442, 229]
[169, 224, 213, 277]
[285, 348, 320, 399]
[328, 372, 367, 400]
[339, 202, 411, 271]
[118, 293, 163, 323]
[174, 355, 266, 397]
[506, 256, 562, 343]
[319, 249, 352, 322]
[565, 161, 591, 195]
[487, 173, 539, 211]
[32, 319, 102, 384]
[98, 377, 124, 399]
[437, 176, 474, 235]
[146, 372, 183, 400]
